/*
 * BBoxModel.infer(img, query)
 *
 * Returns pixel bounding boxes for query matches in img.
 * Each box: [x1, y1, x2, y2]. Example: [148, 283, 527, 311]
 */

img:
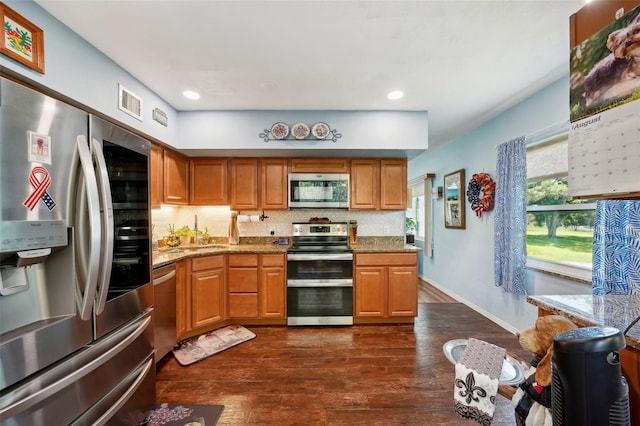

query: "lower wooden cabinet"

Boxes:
[228, 254, 259, 318]
[190, 255, 226, 329]
[227, 253, 286, 320]
[354, 252, 418, 322]
[260, 254, 286, 318]
[175, 259, 189, 339]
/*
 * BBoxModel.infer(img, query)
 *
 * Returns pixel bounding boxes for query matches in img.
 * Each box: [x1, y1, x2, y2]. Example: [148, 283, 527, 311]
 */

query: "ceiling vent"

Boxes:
[118, 84, 143, 121]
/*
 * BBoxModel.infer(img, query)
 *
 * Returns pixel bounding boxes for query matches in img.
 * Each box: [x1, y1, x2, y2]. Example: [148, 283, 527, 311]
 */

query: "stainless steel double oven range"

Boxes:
[286, 222, 353, 326]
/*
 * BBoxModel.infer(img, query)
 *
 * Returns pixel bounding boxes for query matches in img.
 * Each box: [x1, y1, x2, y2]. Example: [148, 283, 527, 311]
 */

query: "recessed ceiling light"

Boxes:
[183, 90, 201, 100]
[387, 90, 404, 100]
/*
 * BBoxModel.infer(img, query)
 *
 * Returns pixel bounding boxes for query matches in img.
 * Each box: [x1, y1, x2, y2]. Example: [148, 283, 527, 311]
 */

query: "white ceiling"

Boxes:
[36, 0, 585, 151]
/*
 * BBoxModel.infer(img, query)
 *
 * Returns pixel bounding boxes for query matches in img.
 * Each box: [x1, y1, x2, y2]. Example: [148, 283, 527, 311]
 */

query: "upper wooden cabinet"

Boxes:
[190, 158, 228, 205]
[290, 158, 349, 173]
[149, 144, 163, 209]
[163, 149, 189, 205]
[260, 158, 289, 210]
[350, 158, 407, 210]
[350, 159, 379, 210]
[230, 158, 259, 210]
[380, 159, 407, 210]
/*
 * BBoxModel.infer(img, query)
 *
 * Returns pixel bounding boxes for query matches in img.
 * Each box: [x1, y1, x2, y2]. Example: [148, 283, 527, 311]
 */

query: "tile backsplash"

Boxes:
[151, 205, 405, 242]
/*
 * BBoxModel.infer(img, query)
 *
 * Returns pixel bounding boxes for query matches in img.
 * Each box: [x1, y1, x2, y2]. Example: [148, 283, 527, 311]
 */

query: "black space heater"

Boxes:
[551, 326, 630, 426]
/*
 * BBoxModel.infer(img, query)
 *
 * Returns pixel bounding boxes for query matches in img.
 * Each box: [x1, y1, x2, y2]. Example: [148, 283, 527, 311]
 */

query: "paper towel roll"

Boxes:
[237, 214, 260, 222]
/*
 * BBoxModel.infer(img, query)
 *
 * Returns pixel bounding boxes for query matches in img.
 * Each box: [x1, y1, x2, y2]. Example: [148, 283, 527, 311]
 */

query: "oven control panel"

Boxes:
[292, 222, 348, 237]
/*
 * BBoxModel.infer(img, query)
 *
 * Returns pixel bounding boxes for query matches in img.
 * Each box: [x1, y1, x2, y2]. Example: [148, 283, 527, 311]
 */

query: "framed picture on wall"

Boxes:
[444, 169, 465, 229]
[1, 2, 45, 73]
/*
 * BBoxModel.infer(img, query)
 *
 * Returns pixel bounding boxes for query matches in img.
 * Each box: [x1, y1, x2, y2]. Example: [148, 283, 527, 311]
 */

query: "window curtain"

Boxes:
[494, 136, 527, 294]
[592, 200, 640, 295]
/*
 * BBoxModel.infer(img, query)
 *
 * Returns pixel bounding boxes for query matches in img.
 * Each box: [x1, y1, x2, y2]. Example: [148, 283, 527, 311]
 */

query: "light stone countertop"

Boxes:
[152, 243, 289, 268]
[527, 294, 640, 350]
[152, 237, 421, 268]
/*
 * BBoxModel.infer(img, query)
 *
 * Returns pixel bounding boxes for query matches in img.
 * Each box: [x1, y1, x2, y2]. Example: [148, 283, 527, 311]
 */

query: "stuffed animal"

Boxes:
[510, 315, 578, 426]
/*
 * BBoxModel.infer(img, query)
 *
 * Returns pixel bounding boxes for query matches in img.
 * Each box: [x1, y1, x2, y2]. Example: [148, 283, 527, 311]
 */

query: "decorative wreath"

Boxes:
[466, 173, 496, 218]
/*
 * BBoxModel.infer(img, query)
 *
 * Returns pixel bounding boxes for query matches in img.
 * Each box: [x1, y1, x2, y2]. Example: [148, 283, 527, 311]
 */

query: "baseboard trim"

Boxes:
[420, 275, 520, 335]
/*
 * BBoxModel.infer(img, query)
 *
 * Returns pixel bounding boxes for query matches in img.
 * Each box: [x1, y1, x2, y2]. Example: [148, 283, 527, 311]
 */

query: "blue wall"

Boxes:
[409, 77, 589, 332]
[0, 1, 179, 145]
[1, 1, 428, 155]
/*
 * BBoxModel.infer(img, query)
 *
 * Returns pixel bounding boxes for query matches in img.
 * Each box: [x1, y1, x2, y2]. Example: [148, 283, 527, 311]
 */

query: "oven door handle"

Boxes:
[286, 253, 353, 261]
[287, 279, 353, 288]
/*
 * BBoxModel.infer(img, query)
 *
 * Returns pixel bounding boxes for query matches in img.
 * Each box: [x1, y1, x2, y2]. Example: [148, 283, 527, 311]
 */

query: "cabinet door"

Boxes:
[380, 159, 407, 210]
[191, 267, 225, 328]
[388, 266, 417, 317]
[354, 267, 386, 317]
[150, 144, 163, 209]
[350, 159, 379, 210]
[260, 158, 288, 210]
[230, 158, 259, 210]
[190, 158, 228, 205]
[175, 259, 190, 339]
[163, 149, 189, 205]
[260, 267, 285, 318]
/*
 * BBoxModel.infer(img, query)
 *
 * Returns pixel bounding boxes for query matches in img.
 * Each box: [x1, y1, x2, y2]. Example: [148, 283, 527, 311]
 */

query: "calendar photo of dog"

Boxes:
[570, 5, 640, 121]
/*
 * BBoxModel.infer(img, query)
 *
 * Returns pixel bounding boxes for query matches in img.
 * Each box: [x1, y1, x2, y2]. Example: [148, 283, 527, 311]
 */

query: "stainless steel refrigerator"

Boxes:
[0, 76, 155, 425]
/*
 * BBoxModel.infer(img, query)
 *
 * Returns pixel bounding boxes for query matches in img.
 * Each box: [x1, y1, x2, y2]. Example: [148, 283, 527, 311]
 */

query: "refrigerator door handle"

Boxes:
[0, 314, 151, 419]
[74, 136, 102, 320]
[91, 138, 114, 315]
[89, 358, 153, 426]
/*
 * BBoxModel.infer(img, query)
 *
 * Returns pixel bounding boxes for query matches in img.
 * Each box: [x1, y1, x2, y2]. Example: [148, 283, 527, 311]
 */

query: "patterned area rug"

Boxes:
[140, 403, 224, 425]
[172, 324, 256, 366]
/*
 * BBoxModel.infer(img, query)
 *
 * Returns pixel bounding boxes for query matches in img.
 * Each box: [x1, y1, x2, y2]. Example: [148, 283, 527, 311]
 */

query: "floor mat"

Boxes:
[141, 403, 223, 425]
[172, 324, 256, 366]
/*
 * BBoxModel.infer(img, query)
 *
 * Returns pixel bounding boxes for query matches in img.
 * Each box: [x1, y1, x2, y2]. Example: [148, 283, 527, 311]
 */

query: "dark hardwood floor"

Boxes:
[156, 282, 530, 425]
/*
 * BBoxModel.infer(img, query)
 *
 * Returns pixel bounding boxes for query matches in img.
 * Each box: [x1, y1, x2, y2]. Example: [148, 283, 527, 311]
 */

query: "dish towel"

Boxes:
[454, 337, 506, 425]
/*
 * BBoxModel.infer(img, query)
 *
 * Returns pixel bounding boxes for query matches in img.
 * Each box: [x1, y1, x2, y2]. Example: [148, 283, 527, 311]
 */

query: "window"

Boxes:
[407, 175, 433, 257]
[526, 131, 595, 281]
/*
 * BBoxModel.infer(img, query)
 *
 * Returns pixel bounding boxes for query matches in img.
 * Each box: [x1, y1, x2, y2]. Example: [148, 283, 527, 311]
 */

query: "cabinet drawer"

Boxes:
[192, 255, 224, 271]
[228, 254, 258, 267]
[355, 253, 417, 267]
[261, 254, 285, 267]
[228, 268, 258, 292]
[229, 293, 259, 318]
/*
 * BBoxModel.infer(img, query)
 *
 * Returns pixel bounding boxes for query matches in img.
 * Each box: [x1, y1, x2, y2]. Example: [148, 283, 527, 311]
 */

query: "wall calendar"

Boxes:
[568, 99, 640, 198]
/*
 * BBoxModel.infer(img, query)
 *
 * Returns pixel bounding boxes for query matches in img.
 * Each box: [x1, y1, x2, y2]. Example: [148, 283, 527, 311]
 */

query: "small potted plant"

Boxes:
[173, 225, 194, 246]
[405, 217, 416, 244]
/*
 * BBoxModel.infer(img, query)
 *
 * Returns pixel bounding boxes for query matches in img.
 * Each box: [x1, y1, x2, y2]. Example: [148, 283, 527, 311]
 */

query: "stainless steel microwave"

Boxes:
[288, 173, 349, 209]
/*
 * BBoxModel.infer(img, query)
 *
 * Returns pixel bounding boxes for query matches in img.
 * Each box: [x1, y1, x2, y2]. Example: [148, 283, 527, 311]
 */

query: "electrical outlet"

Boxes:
[383, 225, 390, 235]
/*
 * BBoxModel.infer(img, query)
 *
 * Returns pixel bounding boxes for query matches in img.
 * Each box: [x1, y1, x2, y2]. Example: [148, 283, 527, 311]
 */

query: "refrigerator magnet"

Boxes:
[28, 131, 51, 164]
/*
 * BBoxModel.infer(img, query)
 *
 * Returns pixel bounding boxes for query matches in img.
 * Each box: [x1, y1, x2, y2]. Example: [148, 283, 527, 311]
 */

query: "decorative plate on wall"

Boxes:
[311, 122, 330, 139]
[271, 122, 289, 139]
[291, 122, 310, 140]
